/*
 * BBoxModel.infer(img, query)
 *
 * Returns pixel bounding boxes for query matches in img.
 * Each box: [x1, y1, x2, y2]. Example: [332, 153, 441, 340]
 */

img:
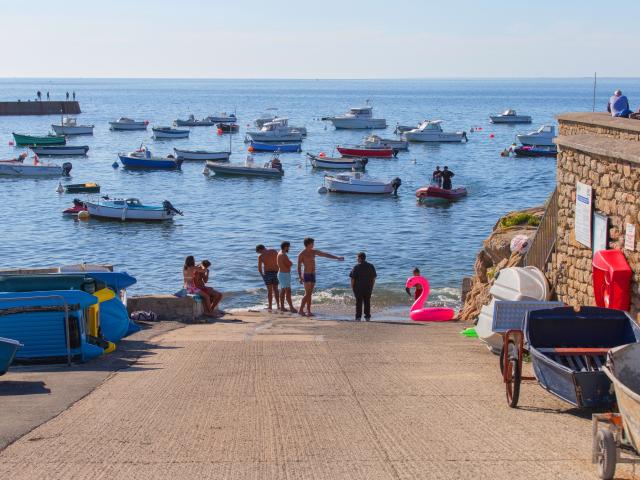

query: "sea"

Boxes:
[0, 78, 637, 320]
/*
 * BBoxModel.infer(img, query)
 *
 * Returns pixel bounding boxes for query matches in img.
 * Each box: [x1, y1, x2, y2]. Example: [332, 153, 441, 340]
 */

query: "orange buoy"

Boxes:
[248, 146, 255, 152]
[217, 129, 223, 135]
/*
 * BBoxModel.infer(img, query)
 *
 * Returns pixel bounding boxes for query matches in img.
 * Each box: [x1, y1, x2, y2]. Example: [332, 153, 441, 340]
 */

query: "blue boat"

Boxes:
[526, 307, 640, 408]
[118, 148, 182, 169]
[0, 337, 22, 375]
[250, 141, 301, 153]
[0, 290, 103, 364]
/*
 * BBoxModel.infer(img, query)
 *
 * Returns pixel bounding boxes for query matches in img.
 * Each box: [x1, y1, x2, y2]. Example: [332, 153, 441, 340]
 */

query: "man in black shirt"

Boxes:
[349, 252, 377, 321]
[441, 166, 455, 190]
[432, 166, 442, 187]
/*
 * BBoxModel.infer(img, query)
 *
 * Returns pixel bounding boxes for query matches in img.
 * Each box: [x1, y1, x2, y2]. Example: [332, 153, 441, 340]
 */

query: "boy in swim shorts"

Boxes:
[277, 241, 297, 313]
[297, 237, 344, 317]
[256, 244, 280, 311]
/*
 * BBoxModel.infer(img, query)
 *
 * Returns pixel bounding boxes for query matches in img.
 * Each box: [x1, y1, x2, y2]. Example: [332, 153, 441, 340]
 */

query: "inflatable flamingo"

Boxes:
[405, 276, 456, 322]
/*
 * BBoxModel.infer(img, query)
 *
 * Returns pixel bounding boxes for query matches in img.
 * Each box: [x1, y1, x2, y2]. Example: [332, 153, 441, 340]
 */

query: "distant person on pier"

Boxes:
[66, 91, 69, 100]
[72, 91, 76, 100]
[277, 241, 297, 313]
[193, 259, 223, 318]
[36, 91, 41, 101]
[46, 91, 49, 100]
[441, 166, 455, 190]
[256, 244, 280, 312]
[432, 166, 443, 187]
[349, 252, 377, 321]
[297, 237, 344, 317]
[607, 90, 631, 118]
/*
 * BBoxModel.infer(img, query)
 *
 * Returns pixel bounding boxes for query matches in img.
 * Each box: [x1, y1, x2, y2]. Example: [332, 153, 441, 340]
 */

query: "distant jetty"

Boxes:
[0, 101, 81, 116]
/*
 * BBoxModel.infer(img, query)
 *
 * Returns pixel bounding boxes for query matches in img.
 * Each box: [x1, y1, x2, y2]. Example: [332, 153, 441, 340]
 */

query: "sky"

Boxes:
[1, 0, 638, 79]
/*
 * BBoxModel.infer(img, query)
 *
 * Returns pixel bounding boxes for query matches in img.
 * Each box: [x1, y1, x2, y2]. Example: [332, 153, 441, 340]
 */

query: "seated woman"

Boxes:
[193, 260, 223, 317]
[183, 255, 198, 293]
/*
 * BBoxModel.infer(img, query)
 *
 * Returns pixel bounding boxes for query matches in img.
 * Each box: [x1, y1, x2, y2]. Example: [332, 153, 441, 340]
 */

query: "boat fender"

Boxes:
[317, 186, 328, 194]
[391, 177, 402, 196]
[112, 161, 119, 169]
[62, 162, 73, 176]
[78, 211, 90, 220]
[56, 182, 64, 193]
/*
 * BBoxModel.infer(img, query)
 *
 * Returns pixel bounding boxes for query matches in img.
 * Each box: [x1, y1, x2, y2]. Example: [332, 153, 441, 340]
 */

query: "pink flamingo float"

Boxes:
[405, 276, 456, 322]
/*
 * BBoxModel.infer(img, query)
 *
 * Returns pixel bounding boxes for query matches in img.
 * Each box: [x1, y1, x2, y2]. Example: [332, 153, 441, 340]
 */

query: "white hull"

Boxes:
[403, 131, 466, 142]
[364, 137, 408, 150]
[51, 124, 94, 135]
[324, 175, 395, 194]
[0, 163, 66, 177]
[246, 131, 303, 142]
[206, 162, 283, 177]
[110, 122, 147, 131]
[329, 118, 387, 129]
[173, 149, 230, 161]
[308, 154, 366, 170]
[490, 116, 532, 124]
[85, 203, 174, 221]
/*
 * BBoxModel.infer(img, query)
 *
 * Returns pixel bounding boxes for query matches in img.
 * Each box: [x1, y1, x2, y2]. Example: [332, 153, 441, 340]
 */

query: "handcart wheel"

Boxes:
[595, 428, 617, 480]
[505, 348, 521, 408]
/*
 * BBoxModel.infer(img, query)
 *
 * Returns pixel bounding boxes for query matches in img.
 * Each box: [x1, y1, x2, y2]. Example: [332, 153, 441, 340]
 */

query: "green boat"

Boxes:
[65, 182, 100, 194]
[12, 132, 66, 147]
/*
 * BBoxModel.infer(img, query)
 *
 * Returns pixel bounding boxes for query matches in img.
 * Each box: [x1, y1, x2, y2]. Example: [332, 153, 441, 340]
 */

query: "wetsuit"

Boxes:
[441, 170, 454, 190]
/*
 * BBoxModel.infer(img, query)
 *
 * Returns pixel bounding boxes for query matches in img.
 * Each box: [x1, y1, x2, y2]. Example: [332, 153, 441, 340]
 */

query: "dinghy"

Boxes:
[30, 145, 89, 156]
[323, 172, 401, 194]
[416, 185, 467, 202]
[307, 153, 367, 170]
[0, 155, 72, 177]
[173, 148, 230, 161]
[64, 182, 100, 193]
[13, 133, 66, 146]
[84, 198, 183, 221]
[152, 127, 190, 139]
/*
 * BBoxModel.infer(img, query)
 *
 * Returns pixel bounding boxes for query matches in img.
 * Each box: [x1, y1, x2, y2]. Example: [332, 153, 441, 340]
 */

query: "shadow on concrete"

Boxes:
[514, 404, 597, 420]
[0, 380, 51, 396]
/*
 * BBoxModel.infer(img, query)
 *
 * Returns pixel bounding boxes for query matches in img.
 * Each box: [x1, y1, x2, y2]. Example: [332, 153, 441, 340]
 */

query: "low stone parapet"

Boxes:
[127, 294, 204, 323]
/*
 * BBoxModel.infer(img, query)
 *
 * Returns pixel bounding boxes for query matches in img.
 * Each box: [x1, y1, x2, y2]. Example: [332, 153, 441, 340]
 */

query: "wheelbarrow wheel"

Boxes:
[505, 354, 521, 408]
[595, 428, 616, 480]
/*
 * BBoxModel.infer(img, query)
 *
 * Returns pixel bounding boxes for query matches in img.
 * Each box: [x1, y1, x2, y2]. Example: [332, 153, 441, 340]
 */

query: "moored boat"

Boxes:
[152, 126, 190, 139]
[217, 123, 239, 133]
[13, 132, 66, 146]
[489, 109, 532, 124]
[249, 141, 301, 153]
[109, 117, 148, 131]
[174, 114, 216, 127]
[64, 182, 100, 194]
[416, 185, 468, 202]
[323, 105, 387, 129]
[402, 121, 467, 143]
[255, 108, 279, 128]
[245, 118, 304, 142]
[516, 125, 556, 147]
[85, 198, 183, 221]
[51, 117, 94, 135]
[336, 145, 395, 158]
[0, 337, 22, 375]
[119, 148, 183, 169]
[307, 153, 367, 170]
[62, 198, 88, 216]
[513, 145, 557, 157]
[323, 172, 401, 194]
[207, 112, 237, 124]
[364, 134, 408, 151]
[173, 148, 230, 161]
[0, 155, 72, 177]
[30, 145, 89, 156]
[206, 156, 284, 177]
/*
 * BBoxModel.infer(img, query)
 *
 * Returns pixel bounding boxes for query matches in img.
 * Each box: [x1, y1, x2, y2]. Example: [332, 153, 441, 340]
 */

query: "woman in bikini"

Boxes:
[184, 256, 218, 317]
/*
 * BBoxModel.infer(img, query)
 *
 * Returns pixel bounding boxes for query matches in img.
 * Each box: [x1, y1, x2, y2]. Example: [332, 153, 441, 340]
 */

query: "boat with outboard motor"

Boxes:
[245, 118, 304, 142]
[63, 198, 88, 216]
[152, 126, 189, 139]
[84, 197, 183, 221]
[118, 147, 183, 169]
[416, 185, 467, 202]
[0, 154, 72, 177]
[109, 117, 148, 131]
[336, 145, 395, 158]
[51, 116, 94, 135]
[217, 123, 239, 133]
[13, 132, 66, 146]
[402, 120, 467, 143]
[363, 134, 408, 151]
[206, 155, 284, 177]
[174, 114, 216, 127]
[489, 109, 532, 124]
[513, 145, 557, 157]
[323, 105, 386, 129]
[307, 153, 367, 170]
[30, 145, 89, 156]
[516, 124, 556, 147]
[322, 172, 401, 194]
[173, 148, 230, 161]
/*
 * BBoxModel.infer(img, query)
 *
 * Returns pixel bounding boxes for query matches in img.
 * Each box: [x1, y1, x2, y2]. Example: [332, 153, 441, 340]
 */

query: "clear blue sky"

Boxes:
[1, 0, 637, 78]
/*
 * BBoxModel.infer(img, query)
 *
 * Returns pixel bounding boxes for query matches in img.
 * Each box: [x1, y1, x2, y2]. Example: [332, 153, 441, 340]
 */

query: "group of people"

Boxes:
[34, 91, 76, 101]
[431, 166, 455, 189]
[607, 90, 640, 119]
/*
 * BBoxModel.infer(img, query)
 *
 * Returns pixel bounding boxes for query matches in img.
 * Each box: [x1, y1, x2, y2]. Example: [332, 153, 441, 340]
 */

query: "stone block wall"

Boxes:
[557, 112, 640, 142]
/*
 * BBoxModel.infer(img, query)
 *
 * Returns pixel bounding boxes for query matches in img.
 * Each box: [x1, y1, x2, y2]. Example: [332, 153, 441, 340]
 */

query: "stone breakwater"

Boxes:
[459, 207, 543, 322]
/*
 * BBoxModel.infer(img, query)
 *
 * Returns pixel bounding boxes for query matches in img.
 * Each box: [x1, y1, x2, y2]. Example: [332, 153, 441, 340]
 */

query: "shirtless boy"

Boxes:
[256, 244, 280, 311]
[277, 241, 297, 313]
[297, 237, 344, 316]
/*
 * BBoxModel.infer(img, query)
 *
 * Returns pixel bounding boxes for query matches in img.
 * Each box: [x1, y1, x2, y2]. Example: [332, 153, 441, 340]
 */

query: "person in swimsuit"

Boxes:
[297, 237, 344, 317]
[193, 260, 223, 317]
[406, 267, 423, 300]
[256, 244, 280, 312]
[277, 241, 297, 313]
[183, 255, 197, 293]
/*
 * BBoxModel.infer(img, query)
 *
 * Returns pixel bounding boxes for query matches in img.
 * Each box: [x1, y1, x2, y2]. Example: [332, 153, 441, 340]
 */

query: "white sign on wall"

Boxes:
[625, 223, 636, 251]
[575, 182, 593, 248]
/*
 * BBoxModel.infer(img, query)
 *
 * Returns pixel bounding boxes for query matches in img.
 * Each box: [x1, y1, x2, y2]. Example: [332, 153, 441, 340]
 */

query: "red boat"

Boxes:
[337, 145, 395, 158]
[416, 185, 467, 202]
[63, 198, 88, 216]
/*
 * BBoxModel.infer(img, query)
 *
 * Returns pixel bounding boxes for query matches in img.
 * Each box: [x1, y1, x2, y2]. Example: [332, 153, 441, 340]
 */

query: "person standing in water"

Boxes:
[432, 166, 442, 187]
[406, 267, 423, 300]
[277, 241, 297, 313]
[256, 244, 280, 312]
[297, 237, 344, 317]
[441, 166, 455, 190]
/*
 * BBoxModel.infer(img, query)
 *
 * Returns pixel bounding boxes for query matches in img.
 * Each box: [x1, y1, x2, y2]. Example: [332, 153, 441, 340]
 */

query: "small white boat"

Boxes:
[323, 105, 386, 130]
[363, 134, 408, 151]
[110, 117, 148, 131]
[323, 172, 401, 194]
[206, 156, 284, 177]
[516, 125, 556, 147]
[85, 198, 182, 221]
[152, 127, 190, 139]
[0, 155, 72, 177]
[245, 118, 304, 142]
[173, 148, 230, 161]
[307, 153, 367, 170]
[489, 109, 532, 124]
[30, 145, 89, 156]
[51, 117, 94, 135]
[255, 108, 279, 128]
[402, 120, 467, 143]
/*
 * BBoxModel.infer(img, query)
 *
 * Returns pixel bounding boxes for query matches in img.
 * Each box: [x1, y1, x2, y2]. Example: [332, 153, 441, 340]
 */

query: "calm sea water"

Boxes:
[0, 78, 637, 318]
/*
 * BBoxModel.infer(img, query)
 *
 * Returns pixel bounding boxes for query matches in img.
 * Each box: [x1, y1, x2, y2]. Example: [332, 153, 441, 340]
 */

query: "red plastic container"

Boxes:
[592, 249, 632, 311]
